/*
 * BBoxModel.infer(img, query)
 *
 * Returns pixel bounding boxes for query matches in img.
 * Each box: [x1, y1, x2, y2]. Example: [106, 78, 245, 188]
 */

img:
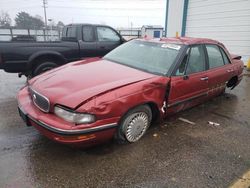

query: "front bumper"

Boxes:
[17, 87, 119, 146]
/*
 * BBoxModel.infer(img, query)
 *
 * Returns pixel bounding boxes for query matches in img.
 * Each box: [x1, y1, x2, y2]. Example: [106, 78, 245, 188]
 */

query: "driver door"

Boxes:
[96, 26, 122, 56]
[167, 45, 209, 114]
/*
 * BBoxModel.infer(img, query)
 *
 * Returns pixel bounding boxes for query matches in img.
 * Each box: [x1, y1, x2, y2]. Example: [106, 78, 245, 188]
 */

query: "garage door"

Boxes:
[185, 0, 250, 64]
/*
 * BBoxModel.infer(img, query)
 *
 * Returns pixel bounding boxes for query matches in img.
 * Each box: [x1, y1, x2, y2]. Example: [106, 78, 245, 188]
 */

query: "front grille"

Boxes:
[29, 87, 50, 113]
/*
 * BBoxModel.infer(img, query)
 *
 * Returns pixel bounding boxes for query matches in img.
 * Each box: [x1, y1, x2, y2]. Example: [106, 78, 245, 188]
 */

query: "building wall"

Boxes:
[141, 27, 146, 37]
[185, 0, 250, 63]
[166, 0, 250, 64]
[141, 28, 163, 38]
[166, 0, 185, 37]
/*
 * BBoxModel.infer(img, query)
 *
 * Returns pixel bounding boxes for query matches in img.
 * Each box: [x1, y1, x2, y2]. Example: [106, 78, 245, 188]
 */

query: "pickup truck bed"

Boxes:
[0, 24, 125, 77]
[0, 41, 79, 73]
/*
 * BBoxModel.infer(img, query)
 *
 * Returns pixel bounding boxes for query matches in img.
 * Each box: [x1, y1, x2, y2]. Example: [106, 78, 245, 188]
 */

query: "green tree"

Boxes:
[56, 21, 64, 30]
[57, 21, 64, 28]
[0, 11, 11, 28]
[15, 12, 44, 29]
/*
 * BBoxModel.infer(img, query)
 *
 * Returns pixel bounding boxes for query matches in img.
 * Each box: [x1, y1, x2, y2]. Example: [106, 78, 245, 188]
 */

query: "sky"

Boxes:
[1, 0, 166, 28]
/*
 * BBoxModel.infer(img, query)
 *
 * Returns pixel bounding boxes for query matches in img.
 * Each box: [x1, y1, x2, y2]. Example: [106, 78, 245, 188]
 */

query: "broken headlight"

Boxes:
[54, 106, 95, 124]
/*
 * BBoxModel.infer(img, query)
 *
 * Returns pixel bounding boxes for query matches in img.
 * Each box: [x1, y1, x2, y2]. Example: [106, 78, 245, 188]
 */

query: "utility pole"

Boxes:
[165, 0, 169, 37]
[42, 0, 48, 29]
[42, 0, 48, 41]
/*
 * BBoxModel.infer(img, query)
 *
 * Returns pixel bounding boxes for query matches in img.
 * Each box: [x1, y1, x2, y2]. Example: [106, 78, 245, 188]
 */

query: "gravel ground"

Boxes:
[0, 70, 249, 188]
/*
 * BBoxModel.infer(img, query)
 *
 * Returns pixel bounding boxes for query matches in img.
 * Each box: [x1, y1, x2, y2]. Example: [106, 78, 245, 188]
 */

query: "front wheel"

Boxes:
[32, 61, 58, 77]
[116, 105, 152, 144]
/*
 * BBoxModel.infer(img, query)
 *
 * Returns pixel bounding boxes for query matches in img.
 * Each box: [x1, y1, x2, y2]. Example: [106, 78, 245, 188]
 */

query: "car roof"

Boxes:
[66, 23, 112, 27]
[137, 37, 222, 46]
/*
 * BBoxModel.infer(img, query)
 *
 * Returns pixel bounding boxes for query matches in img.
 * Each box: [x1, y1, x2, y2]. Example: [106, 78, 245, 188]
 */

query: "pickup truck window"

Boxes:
[82, 26, 95, 42]
[206, 45, 225, 69]
[97, 27, 120, 42]
[66, 27, 77, 38]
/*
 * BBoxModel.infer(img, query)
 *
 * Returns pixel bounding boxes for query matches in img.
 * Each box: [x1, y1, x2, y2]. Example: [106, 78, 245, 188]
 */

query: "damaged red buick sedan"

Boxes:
[17, 37, 244, 147]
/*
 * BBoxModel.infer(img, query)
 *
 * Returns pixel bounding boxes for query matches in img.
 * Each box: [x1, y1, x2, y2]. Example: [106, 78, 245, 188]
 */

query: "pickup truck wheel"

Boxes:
[32, 61, 58, 77]
[116, 105, 152, 144]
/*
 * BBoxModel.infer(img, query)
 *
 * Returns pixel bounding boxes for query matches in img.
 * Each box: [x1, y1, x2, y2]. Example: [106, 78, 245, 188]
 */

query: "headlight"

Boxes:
[54, 106, 95, 124]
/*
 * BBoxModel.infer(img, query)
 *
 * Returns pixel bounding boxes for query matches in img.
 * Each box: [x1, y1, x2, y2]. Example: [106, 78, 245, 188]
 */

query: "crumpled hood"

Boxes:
[29, 59, 156, 109]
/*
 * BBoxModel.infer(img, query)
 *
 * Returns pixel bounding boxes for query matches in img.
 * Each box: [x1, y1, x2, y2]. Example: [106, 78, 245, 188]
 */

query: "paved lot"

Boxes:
[0, 70, 250, 188]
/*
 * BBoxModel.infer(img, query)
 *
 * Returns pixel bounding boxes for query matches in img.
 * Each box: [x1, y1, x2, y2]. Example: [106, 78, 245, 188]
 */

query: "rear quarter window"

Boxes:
[220, 47, 231, 64]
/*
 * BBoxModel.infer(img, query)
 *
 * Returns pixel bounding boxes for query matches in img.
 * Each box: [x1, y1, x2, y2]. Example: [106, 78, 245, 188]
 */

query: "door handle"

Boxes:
[200, 77, 208, 81]
[100, 46, 105, 49]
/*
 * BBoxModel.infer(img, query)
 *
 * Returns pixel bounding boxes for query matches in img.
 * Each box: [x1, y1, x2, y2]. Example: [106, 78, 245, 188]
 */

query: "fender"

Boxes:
[28, 51, 66, 68]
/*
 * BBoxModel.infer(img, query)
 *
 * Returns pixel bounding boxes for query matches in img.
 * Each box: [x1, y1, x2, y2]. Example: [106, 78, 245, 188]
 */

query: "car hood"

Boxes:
[29, 59, 157, 109]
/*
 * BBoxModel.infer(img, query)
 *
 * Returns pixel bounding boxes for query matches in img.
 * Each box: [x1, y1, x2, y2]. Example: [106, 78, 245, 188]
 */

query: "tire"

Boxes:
[116, 105, 152, 144]
[32, 61, 58, 77]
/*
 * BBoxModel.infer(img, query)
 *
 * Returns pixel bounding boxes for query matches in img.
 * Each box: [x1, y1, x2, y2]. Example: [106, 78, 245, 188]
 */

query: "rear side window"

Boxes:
[66, 27, 77, 38]
[206, 45, 225, 69]
[82, 26, 95, 42]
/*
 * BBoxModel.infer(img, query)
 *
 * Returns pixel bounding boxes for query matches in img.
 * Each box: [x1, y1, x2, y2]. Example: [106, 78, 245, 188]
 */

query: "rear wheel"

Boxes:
[32, 61, 58, 77]
[227, 76, 238, 90]
[116, 105, 152, 144]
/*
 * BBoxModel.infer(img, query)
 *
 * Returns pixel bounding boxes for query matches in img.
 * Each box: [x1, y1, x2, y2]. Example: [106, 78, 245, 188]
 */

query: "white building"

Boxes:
[141, 25, 164, 38]
[166, 0, 250, 64]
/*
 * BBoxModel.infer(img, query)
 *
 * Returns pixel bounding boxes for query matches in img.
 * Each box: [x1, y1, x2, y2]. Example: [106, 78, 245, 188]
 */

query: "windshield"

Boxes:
[104, 40, 182, 75]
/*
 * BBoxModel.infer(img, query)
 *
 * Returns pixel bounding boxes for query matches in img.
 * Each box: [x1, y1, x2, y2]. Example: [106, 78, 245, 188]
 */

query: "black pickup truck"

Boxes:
[0, 24, 125, 77]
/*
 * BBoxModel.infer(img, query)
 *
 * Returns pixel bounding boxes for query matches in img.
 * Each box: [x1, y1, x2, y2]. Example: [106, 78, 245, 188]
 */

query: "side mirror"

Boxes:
[183, 75, 189, 80]
[121, 37, 127, 43]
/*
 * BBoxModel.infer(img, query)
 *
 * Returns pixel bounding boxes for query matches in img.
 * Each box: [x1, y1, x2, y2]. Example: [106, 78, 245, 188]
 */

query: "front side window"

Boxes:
[175, 48, 190, 76]
[82, 26, 95, 42]
[206, 45, 225, 69]
[186, 45, 206, 74]
[97, 27, 120, 42]
[104, 40, 181, 75]
[176, 45, 206, 76]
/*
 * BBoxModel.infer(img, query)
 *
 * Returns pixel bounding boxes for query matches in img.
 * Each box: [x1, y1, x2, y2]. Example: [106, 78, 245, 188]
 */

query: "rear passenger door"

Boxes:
[205, 44, 232, 97]
[167, 45, 209, 113]
[78, 25, 98, 57]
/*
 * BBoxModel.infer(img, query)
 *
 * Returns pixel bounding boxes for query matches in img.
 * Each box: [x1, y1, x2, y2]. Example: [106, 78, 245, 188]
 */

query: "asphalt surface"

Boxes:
[0, 70, 249, 188]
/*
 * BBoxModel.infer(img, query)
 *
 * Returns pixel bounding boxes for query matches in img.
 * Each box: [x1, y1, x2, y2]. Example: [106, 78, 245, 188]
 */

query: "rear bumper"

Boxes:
[0, 61, 28, 73]
[17, 87, 119, 147]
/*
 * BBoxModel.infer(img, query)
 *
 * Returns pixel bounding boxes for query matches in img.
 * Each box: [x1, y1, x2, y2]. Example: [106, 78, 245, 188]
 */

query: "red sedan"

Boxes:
[17, 37, 244, 147]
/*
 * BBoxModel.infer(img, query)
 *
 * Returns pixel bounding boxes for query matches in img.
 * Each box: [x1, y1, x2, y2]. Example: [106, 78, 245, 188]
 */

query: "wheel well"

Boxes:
[31, 54, 65, 70]
[146, 102, 160, 123]
[227, 76, 238, 89]
[118, 102, 160, 126]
